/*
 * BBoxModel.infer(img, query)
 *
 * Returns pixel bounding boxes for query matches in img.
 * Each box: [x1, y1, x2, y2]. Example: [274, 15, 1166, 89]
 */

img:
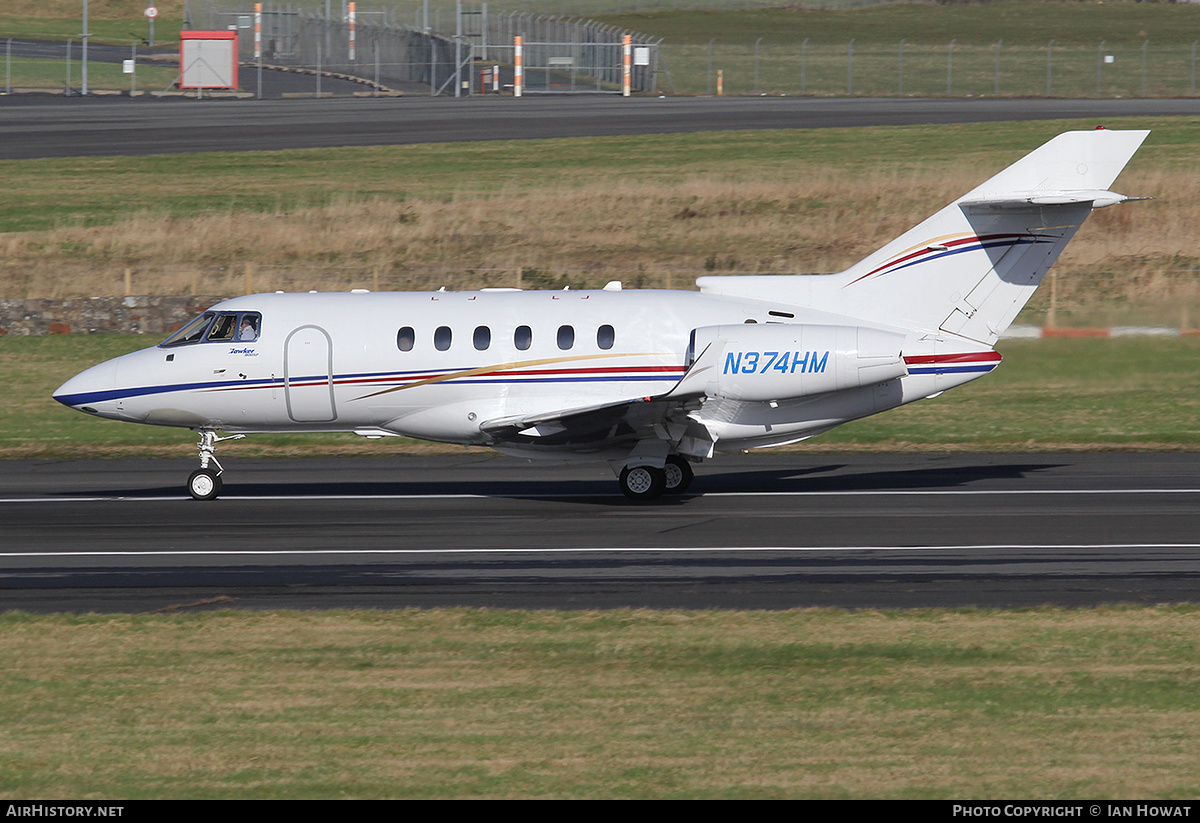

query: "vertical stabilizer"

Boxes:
[697, 129, 1150, 345]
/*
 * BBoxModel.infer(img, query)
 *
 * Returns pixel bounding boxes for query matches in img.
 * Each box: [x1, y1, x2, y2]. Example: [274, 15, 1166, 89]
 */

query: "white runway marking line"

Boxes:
[3, 544, 1200, 559]
[3, 488, 1200, 504]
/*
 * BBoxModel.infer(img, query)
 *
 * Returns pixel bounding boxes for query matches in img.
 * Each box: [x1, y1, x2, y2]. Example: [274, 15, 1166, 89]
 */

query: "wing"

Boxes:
[478, 365, 717, 457]
[479, 396, 676, 451]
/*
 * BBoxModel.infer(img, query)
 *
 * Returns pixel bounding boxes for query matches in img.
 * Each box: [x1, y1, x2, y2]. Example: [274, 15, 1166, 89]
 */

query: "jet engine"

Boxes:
[676, 323, 908, 402]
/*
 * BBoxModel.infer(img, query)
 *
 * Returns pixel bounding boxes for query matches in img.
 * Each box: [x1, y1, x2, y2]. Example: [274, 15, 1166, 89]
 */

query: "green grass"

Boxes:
[597, 2, 1200, 47]
[1, 606, 1199, 799]
[824, 337, 1200, 449]
[0, 14, 183, 47]
[6, 334, 1199, 457]
[0, 116, 1194, 235]
[2, 55, 184, 92]
[592, 2, 1200, 96]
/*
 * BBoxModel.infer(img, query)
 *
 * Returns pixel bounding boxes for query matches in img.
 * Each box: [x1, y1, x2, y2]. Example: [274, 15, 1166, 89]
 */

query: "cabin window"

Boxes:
[434, 326, 452, 351]
[557, 325, 575, 350]
[397, 326, 415, 352]
[514, 325, 532, 351]
[473, 326, 491, 351]
[597, 324, 615, 350]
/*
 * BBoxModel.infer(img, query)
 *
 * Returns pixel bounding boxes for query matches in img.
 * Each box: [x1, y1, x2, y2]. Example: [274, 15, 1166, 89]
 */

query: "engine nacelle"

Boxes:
[676, 323, 907, 402]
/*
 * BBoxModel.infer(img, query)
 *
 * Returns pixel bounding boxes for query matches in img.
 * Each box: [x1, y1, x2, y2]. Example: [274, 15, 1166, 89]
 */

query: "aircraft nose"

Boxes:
[53, 359, 118, 412]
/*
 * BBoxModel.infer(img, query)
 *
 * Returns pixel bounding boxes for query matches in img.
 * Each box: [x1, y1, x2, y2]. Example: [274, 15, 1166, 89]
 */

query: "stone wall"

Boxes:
[0, 296, 229, 336]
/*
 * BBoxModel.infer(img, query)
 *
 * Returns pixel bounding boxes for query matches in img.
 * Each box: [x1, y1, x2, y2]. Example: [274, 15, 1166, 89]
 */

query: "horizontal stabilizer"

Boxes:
[959, 190, 1150, 210]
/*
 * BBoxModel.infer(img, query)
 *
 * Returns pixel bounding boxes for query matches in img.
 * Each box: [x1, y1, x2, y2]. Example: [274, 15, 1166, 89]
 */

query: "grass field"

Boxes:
[6, 334, 1200, 456]
[2, 119, 1198, 327]
[2, 55, 184, 93]
[5, 6, 1199, 799]
[12, 1, 1200, 95]
[2, 606, 1200, 799]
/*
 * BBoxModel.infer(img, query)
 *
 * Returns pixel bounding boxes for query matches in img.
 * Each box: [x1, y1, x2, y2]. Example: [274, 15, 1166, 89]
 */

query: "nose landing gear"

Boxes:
[187, 429, 245, 500]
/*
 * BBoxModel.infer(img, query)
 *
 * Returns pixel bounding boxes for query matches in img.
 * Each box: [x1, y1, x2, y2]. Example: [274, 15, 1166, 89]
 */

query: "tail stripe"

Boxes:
[848, 233, 1050, 286]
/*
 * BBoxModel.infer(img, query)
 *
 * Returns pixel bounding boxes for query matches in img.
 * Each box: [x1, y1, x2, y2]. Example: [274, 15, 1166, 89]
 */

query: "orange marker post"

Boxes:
[623, 35, 631, 97]
[514, 36, 523, 98]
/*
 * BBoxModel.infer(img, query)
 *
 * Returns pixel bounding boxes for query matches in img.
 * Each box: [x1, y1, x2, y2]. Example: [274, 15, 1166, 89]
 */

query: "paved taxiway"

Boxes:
[3, 96, 1200, 160]
[1, 453, 1197, 611]
[4, 94, 1198, 611]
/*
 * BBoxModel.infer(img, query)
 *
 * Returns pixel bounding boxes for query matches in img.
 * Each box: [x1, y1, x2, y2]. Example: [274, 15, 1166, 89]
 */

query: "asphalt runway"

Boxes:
[2, 453, 1198, 612]
[3, 95, 1200, 159]
[4, 88, 1199, 612]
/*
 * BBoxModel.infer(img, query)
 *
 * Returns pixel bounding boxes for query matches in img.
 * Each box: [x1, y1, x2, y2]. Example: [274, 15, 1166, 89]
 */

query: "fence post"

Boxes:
[1192, 40, 1198, 96]
[994, 39, 1001, 95]
[947, 38, 955, 95]
[255, 3, 262, 100]
[1097, 40, 1105, 96]
[753, 36, 761, 94]
[245, 262, 254, 295]
[706, 38, 714, 94]
[898, 38, 904, 95]
[454, 0, 462, 98]
[1141, 39, 1148, 97]
[800, 37, 807, 94]
[847, 39, 853, 94]
[1046, 39, 1053, 96]
[514, 35, 522, 97]
[623, 34, 631, 97]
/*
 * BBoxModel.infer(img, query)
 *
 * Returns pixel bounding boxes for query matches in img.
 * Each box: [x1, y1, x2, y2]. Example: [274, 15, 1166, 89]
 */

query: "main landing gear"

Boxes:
[187, 429, 244, 501]
[618, 455, 694, 501]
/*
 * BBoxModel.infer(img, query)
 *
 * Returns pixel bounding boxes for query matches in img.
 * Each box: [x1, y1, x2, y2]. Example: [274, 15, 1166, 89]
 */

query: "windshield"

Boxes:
[158, 311, 262, 347]
[159, 312, 215, 347]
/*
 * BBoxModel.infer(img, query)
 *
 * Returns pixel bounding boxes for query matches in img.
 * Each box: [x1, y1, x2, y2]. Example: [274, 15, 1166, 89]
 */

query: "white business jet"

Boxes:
[54, 128, 1149, 501]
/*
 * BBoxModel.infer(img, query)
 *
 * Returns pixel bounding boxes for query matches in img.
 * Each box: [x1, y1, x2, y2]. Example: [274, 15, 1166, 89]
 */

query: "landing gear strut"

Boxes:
[187, 429, 244, 501]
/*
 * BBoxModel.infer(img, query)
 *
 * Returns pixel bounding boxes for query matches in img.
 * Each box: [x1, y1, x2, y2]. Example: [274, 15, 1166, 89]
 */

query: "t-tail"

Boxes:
[697, 128, 1150, 346]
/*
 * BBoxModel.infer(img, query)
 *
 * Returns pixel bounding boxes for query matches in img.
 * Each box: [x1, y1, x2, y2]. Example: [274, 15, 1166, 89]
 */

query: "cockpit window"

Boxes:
[160, 312, 214, 347]
[236, 313, 260, 341]
[207, 313, 238, 341]
[158, 311, 261, 348]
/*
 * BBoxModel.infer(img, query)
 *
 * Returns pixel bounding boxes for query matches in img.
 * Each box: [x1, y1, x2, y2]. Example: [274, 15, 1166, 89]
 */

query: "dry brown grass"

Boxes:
[6, 165, 1198, 323]
[3, 607, 1200, 798]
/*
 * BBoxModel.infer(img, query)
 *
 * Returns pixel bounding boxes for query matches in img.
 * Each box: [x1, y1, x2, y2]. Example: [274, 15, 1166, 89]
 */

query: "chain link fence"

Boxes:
[189, 2, 660, 94]
[665, 38, 1200, 98]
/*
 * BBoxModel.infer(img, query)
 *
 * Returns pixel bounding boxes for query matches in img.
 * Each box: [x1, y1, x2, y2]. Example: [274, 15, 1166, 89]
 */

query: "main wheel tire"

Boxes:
[187, 468, 222, 501]
[619, 465, 666, 501]
[663, 455, 694, 494]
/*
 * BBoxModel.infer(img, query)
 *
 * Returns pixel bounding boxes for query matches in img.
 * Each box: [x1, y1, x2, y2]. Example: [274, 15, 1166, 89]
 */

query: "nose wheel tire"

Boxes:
[619, 465, 666, 501]
[187, 468, 222, 501]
